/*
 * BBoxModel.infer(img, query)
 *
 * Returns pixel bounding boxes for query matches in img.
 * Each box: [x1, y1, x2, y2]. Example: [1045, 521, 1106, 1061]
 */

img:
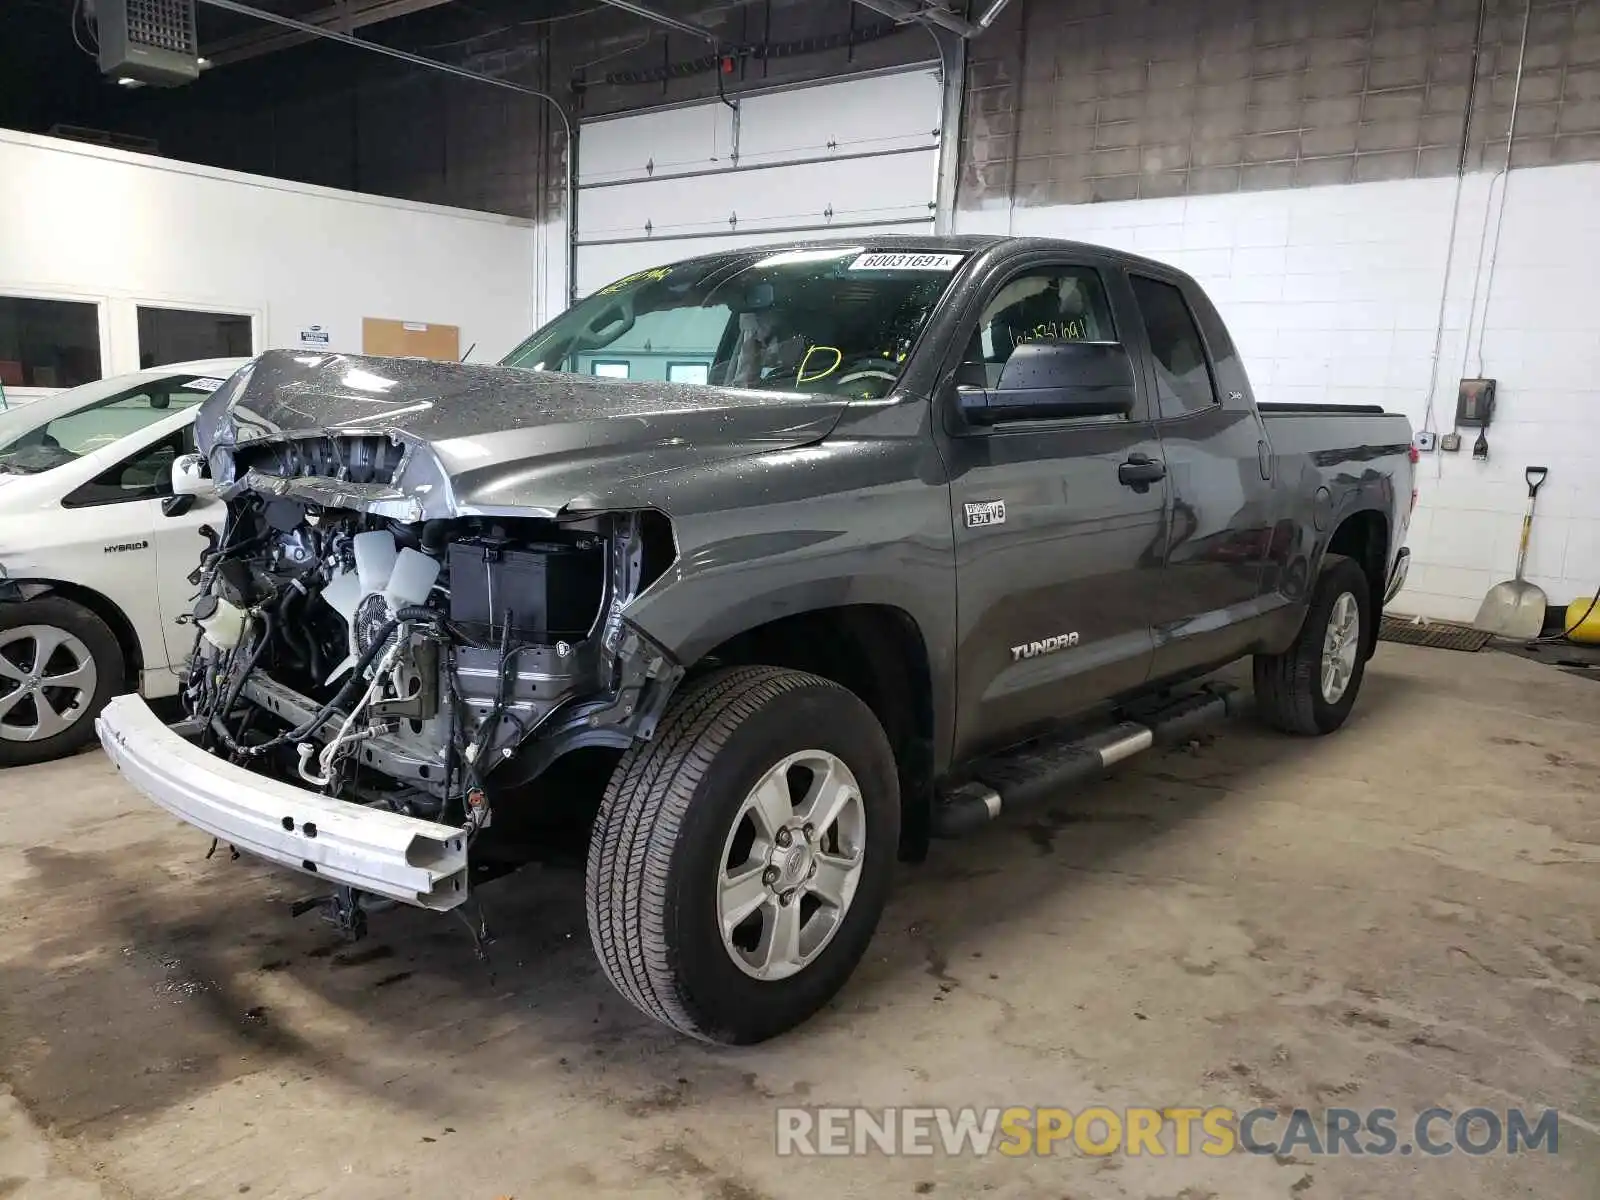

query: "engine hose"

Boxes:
[242, 605, 443, 757]
[275, 584, 313, 673]
[218, 608, 274, 728]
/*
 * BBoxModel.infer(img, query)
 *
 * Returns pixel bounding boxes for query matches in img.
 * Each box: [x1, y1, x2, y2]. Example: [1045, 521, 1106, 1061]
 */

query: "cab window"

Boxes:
[957, 266, 1116, 389]
[1128, 275, 1218, 417]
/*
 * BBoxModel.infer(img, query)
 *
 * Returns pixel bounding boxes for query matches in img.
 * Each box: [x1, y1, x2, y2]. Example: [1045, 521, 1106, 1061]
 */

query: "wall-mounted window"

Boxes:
[0, 296, 102, 389]
[667, 361, 711, 385]
[136, 306, 254, 369]
[591, 361, 631, 379]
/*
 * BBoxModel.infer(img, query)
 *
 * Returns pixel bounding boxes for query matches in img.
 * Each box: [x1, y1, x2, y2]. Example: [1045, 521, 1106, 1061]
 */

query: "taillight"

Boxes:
[1408, 444, 1420, 464]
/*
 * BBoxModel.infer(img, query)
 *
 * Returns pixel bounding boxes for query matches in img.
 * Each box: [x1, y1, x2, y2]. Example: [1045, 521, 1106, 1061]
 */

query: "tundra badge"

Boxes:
[1011, 632, 1080, 662]
[964, 499, 1006, 528]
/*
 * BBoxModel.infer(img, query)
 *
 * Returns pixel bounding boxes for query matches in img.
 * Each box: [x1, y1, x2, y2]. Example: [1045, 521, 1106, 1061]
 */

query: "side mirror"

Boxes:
[171, 452, 214, 498]
[957, 341, 1135, 425]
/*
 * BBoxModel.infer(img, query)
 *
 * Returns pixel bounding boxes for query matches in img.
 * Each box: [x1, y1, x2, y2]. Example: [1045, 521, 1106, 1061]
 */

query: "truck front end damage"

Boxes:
[97, 429, 682, 919]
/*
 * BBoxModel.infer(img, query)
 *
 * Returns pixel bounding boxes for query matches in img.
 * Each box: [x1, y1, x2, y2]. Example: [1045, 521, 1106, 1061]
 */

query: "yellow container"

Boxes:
[1565, 596, 1600, 644]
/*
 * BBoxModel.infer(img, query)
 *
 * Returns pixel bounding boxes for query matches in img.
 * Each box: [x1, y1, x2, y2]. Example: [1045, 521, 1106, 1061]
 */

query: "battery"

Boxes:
[447, 542, 601, 641]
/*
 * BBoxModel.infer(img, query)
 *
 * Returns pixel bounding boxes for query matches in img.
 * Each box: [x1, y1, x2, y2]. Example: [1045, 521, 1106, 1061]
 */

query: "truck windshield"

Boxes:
[500, 248, 966, 400]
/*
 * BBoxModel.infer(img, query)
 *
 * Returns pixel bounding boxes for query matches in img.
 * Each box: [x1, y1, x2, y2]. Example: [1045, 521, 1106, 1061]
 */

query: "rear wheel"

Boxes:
[585, 666, 898, 1043]
[1253, 555, 1372, 736]
[0, 597, 124, 767]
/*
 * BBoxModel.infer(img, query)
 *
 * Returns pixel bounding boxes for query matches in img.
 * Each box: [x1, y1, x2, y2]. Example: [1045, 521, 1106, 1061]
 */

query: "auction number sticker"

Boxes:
[848, 252, 964, 272]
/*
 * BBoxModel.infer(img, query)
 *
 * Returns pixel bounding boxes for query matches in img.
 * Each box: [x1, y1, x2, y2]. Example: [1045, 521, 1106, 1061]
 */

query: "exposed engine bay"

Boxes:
[181, 435, 680, 848]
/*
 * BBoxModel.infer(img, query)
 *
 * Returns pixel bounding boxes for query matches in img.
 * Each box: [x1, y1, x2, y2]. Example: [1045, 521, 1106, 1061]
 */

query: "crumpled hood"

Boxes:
[198, 350, 852, 518]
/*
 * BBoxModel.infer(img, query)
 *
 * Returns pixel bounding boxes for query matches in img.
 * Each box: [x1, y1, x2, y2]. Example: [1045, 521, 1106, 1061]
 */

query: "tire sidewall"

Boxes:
[664, 681, 899, 1043]
[0, 597, 124, 767]
[1306, 561, 1371, 732]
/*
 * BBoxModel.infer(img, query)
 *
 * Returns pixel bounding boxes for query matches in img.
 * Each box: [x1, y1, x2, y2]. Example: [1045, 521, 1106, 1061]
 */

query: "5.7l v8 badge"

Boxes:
[964, 499, 1006, 528]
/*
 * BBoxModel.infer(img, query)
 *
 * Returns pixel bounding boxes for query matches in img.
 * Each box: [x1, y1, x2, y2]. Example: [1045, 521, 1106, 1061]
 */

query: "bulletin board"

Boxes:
[361, 318, 461, 362]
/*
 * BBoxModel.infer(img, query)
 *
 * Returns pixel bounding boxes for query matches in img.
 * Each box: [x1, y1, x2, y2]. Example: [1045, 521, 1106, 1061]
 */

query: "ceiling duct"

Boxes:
[95, 0, 202, 86]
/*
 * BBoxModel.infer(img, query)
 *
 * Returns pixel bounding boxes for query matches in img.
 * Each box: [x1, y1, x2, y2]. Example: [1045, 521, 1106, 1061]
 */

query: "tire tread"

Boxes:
[1253, 555, 1369, 737]
[585, 666, 846, 1041]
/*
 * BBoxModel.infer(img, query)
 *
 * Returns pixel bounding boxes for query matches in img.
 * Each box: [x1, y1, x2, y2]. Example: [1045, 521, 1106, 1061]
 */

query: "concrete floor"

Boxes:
[0, 642, 1595, 1200]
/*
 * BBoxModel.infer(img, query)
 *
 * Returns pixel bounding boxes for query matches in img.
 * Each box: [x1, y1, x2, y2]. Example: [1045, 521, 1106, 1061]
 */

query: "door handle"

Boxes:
[1118, 453, 1166, 491]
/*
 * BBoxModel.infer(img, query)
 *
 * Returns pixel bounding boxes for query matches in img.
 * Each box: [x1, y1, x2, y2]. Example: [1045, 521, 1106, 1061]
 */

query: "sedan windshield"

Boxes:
[0, 373, 224, 476]
[500, 248, 967, 400]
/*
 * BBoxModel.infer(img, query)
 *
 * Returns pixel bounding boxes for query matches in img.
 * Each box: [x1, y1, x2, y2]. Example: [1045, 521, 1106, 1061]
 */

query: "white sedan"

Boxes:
[0, 358, 248, 765]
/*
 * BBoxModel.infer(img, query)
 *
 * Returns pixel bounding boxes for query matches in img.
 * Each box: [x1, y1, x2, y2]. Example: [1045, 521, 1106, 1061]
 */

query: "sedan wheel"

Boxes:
[0, 596, 124, 767]
[0, 624, 100, 743]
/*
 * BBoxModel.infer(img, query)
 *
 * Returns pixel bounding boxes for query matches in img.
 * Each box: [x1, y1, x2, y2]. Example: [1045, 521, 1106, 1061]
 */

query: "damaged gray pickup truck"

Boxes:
[98, 236, 1415, 1044]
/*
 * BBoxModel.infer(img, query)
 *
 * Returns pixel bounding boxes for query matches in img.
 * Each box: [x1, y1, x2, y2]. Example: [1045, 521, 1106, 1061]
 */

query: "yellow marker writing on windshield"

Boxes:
[596, 267, 671, 296]
[797, 345, 843, 384]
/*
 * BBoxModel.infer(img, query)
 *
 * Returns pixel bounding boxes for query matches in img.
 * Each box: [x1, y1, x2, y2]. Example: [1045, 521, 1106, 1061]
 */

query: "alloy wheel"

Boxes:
[0, 625, 99, 743]
[716, 749, 867, 981]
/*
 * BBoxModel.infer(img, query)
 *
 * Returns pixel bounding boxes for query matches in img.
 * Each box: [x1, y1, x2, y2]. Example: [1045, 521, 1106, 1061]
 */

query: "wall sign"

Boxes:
[296, 324, 332, 349]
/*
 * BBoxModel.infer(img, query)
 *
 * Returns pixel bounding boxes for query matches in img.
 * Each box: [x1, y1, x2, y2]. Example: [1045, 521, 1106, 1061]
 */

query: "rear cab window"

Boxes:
[1127, 275, 1219, 419]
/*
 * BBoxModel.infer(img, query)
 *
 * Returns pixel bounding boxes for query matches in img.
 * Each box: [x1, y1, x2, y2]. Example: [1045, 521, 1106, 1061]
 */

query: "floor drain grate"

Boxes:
[1379, 615, 1493, 652]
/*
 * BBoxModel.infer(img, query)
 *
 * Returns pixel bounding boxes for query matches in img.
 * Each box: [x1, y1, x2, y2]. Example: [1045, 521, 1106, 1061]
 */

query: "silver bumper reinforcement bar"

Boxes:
[96, 694, 469, 910]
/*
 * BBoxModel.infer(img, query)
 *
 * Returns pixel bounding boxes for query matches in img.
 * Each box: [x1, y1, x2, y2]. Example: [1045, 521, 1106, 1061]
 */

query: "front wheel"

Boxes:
[585, 666, 899, 1043]
[1253, 555, 1372, 736]
[0, 597, 125, 767]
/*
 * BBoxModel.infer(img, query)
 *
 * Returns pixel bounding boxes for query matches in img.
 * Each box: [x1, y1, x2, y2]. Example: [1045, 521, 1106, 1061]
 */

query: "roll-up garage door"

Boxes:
[574, 67, 941, 296]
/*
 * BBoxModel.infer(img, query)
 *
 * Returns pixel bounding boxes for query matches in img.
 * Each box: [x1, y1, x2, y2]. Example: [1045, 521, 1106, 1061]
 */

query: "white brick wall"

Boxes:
[956, 161, 1600, 623]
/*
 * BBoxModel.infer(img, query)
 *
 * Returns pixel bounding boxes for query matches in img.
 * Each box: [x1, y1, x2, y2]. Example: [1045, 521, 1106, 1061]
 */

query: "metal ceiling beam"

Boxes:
[851, 0, 981, 38]
[594, 1, 721, 44]
[204, 0, 456, 65]
[974, 0, 1014, 28]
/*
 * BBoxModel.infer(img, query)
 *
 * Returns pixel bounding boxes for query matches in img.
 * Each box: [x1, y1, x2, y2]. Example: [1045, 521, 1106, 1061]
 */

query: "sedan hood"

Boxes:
[199, 350, 852, 519]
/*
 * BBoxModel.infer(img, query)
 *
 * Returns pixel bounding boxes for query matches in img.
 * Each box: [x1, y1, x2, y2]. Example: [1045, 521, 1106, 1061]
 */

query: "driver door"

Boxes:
[936, 255, 1169, 761]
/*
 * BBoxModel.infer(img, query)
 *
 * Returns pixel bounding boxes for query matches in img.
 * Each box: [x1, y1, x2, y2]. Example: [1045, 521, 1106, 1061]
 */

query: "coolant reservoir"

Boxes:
[194, 595, 248, 651]
[1565, 597, 1600, 645]
[386, 547, 441, 610]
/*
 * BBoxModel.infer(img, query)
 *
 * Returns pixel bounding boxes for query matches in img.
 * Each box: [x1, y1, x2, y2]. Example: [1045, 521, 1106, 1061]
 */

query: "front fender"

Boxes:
[621, 467, 958, 764]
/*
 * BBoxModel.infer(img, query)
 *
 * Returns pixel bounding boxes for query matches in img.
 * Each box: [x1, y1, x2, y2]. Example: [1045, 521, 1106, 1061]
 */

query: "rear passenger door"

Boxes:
[1124, 270, 1278, 679]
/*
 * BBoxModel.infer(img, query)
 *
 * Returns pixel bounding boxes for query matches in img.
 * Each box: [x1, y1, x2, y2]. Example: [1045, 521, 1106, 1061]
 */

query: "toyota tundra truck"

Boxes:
[96, 236, 1415, 1044]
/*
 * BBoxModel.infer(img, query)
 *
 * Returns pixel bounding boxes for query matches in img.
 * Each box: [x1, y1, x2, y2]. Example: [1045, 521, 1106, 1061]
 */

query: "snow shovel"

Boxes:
[1474, 465, 1550, 639]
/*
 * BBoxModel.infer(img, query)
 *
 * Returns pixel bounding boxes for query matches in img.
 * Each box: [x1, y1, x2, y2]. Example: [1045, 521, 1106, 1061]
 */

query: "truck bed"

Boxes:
[1260, 405, 1413, 461]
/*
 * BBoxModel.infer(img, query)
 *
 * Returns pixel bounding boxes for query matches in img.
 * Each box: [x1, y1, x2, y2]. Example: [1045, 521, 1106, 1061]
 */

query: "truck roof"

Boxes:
[655, 233, 1191, 278]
